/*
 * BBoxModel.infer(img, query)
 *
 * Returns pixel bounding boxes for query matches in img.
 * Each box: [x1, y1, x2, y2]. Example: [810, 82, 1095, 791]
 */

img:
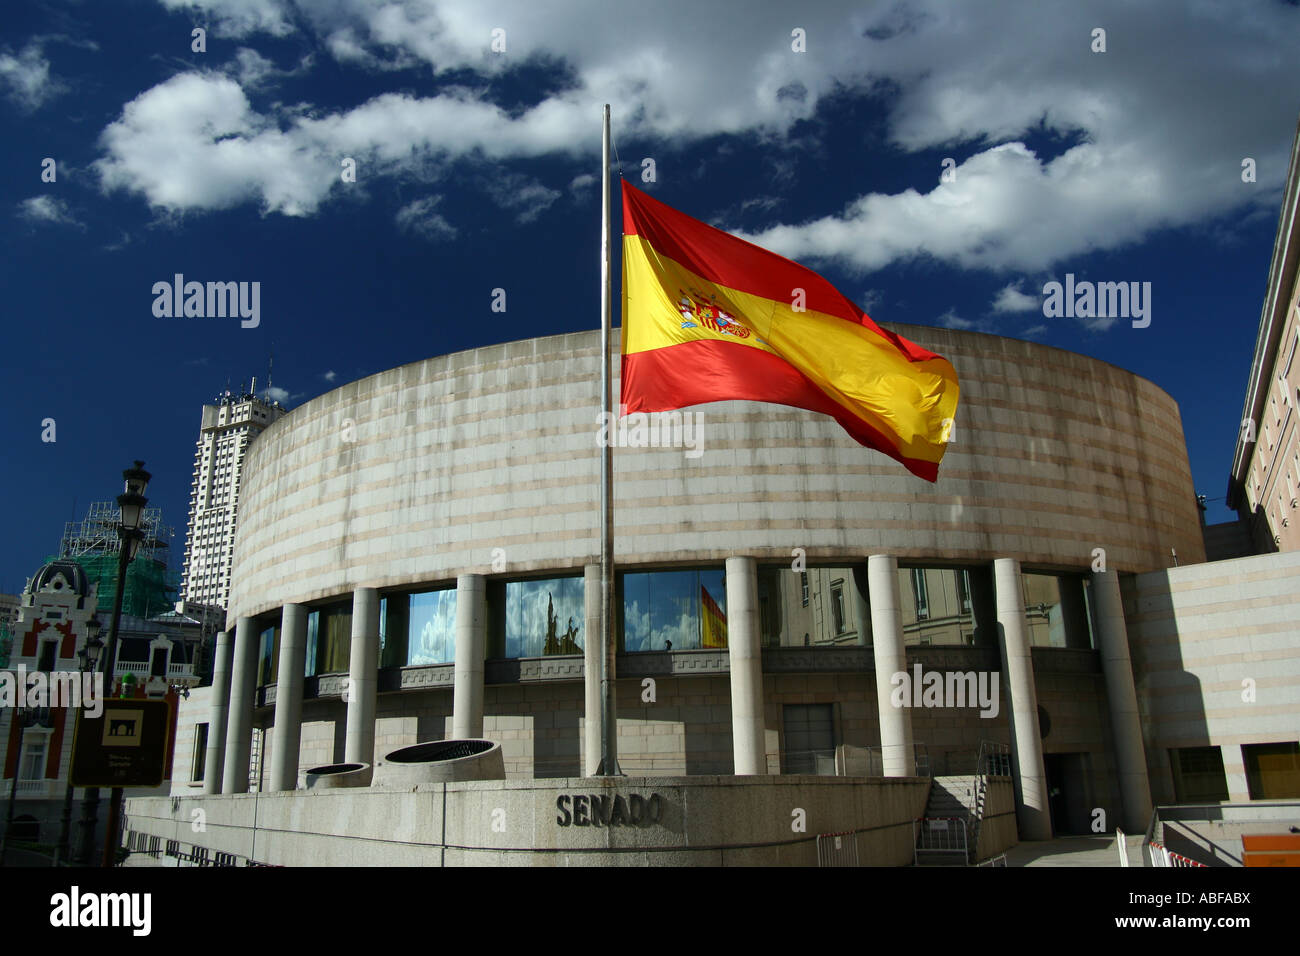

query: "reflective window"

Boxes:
[622, 569, 726, 651]
[407, 589, 457, 665]
[305, 603, 351, 676]
[1242, 742, 1300, 799]
[898, 567, 974, 646]
[257, 623, 278, 685]
[491, 576, 584, 659]
[1022, 572, 1063, 646]
[758, 566, 863, 647]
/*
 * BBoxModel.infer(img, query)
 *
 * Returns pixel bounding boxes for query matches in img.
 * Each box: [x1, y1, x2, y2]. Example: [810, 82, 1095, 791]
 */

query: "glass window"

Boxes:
[37, 640, 57, 673]
[1242, 742, 1300, 799]
[257, 624, 279, 685]
[407, 589, 457, 665]
[621, 569, 726, 652]
[1022, 572, 1064, 647]
[758, 566, 863, 647]
[1170, 747, 1229, 803]
[20, 736, 47, 780]
[910, 569, 929, 620]
[492, 576, 584, 659]
[898, 567, 974, 646]
[305, 604, 351, 676]
[192, 724, 209, 783]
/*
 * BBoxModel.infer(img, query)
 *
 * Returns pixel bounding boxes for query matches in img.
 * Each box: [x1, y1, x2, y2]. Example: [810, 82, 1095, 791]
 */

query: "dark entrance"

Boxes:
[1043, 752, 1092, 835]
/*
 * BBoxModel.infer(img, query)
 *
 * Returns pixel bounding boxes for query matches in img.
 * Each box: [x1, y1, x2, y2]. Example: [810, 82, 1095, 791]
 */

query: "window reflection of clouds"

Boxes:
[505, 577, 584, 658]
[407, 590, 456, 665]
[621, 569, 725, 651]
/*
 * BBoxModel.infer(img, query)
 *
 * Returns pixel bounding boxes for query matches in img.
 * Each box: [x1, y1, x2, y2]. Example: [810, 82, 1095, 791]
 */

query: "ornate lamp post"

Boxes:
[53, 616, 102, 866]
[99, 461, 150, 867]
[76, 460, 151, 866]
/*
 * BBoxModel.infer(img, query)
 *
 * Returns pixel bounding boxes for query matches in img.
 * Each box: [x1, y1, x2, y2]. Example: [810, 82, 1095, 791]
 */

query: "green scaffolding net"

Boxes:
[47, 553, 180, 620]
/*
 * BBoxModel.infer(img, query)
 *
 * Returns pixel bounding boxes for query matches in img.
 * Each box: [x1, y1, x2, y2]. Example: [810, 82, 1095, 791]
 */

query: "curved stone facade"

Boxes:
[228, 325, 1203, 619]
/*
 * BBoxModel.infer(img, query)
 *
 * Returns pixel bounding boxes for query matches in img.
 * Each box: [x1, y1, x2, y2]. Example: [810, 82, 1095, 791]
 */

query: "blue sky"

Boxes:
[2, 0, 1299, 595]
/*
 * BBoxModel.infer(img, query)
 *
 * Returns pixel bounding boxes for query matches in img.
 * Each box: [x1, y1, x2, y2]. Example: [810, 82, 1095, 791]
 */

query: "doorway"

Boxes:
[1043, 752, 1092, 835]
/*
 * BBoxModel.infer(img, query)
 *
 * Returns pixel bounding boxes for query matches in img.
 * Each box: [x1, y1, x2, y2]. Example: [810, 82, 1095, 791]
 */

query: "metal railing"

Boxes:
[1116, 828, 1130, 867]
[1147, 840, 1207, 867]
[914, 816, 969, 865]
[976, 740, 1011, 777]
[1140, 802, 1300, 868]
[816, 831, 860, 867]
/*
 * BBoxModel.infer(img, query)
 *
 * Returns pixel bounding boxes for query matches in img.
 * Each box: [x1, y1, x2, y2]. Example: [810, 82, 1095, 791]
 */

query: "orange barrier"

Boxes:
[1242, 833, 1300, 867]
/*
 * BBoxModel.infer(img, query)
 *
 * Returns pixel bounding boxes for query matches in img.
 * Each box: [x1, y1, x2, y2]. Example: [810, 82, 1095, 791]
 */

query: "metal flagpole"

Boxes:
[599, 103, 618, 775]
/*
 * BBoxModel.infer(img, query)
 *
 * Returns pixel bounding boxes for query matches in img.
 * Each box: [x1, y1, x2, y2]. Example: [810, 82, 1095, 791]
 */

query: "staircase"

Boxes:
[913, 742, 1010, 865]
[914, 777, 979, 865]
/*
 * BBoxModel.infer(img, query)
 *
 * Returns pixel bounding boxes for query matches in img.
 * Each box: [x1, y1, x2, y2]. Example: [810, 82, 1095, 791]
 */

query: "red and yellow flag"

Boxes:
[700, 585, 727, 649]
[620, 181, 959, 481]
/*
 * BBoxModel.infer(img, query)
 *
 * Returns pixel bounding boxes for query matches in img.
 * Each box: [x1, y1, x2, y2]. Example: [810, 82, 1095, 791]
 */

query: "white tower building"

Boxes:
[180, 381, 287, 610]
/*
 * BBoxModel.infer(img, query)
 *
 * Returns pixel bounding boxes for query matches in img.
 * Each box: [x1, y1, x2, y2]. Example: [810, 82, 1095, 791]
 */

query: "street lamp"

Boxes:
[1, 678, 51, 866]
[54, 616, 102, 866]
[77, 461, 151, 867]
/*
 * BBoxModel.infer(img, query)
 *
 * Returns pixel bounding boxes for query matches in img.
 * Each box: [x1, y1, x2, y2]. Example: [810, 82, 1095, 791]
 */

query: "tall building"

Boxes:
[1227, 115, 1300, 553]
[181, 382, 287, 610]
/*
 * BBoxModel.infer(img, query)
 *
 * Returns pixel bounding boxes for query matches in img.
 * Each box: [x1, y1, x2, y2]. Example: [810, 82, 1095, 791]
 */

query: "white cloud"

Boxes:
[16, 196, 82, 228]
[262, 385, 290, 403]
[158, 0, 295, 38]
[859, 289, 884, 315]
[104, 0, 1299, 277]
[322, 369, 337, 382]
[937, 309, 973, 330]
[395, 196, 457, 240]
[1021, 324, 1048, 338]
[483, 172, 560, 223]
[223, 47, 311, 89]
[568, 173, 596, 199]
[991, 282, 1040, 313]
[0, 41, 65, 111]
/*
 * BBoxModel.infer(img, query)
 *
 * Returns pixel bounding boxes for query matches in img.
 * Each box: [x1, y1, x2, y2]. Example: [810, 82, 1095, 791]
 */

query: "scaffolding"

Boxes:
[60, 501, 173, 564]
[55, 500, 179, 619]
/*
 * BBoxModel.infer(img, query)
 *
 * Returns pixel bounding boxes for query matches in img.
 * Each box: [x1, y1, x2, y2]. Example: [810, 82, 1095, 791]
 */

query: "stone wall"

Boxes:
[1125, 551, 1300, 803]
[129, 775, 931, 867]
[227, 326, 1203, 621]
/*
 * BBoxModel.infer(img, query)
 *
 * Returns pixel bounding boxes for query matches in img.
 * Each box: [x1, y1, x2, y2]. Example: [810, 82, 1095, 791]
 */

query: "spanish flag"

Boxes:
[700, 585, 727, 649]
[621, 181, 959, 481]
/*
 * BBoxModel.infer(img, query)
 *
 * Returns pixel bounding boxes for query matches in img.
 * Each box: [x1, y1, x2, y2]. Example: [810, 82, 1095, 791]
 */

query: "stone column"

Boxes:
[1092, 570, 1153, 833]
[269, 604, 307, 791]
[869, 555, 915, 776]
[583, 564, 601, 775]
[203, 629, 233, 795]
[221, 616, 259, 794]
[726, 557, 765, 775]
[345, 589, 380, 765]
[994, 558, 1052, 840]
[452, 575, 486, 740]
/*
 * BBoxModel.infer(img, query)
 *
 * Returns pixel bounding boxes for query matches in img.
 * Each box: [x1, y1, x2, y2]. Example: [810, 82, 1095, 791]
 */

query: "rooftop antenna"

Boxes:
[267, 351, 274, 401]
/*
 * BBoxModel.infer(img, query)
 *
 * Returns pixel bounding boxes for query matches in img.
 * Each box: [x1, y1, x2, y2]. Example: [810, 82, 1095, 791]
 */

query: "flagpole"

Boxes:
[598, 103, 618, 775]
